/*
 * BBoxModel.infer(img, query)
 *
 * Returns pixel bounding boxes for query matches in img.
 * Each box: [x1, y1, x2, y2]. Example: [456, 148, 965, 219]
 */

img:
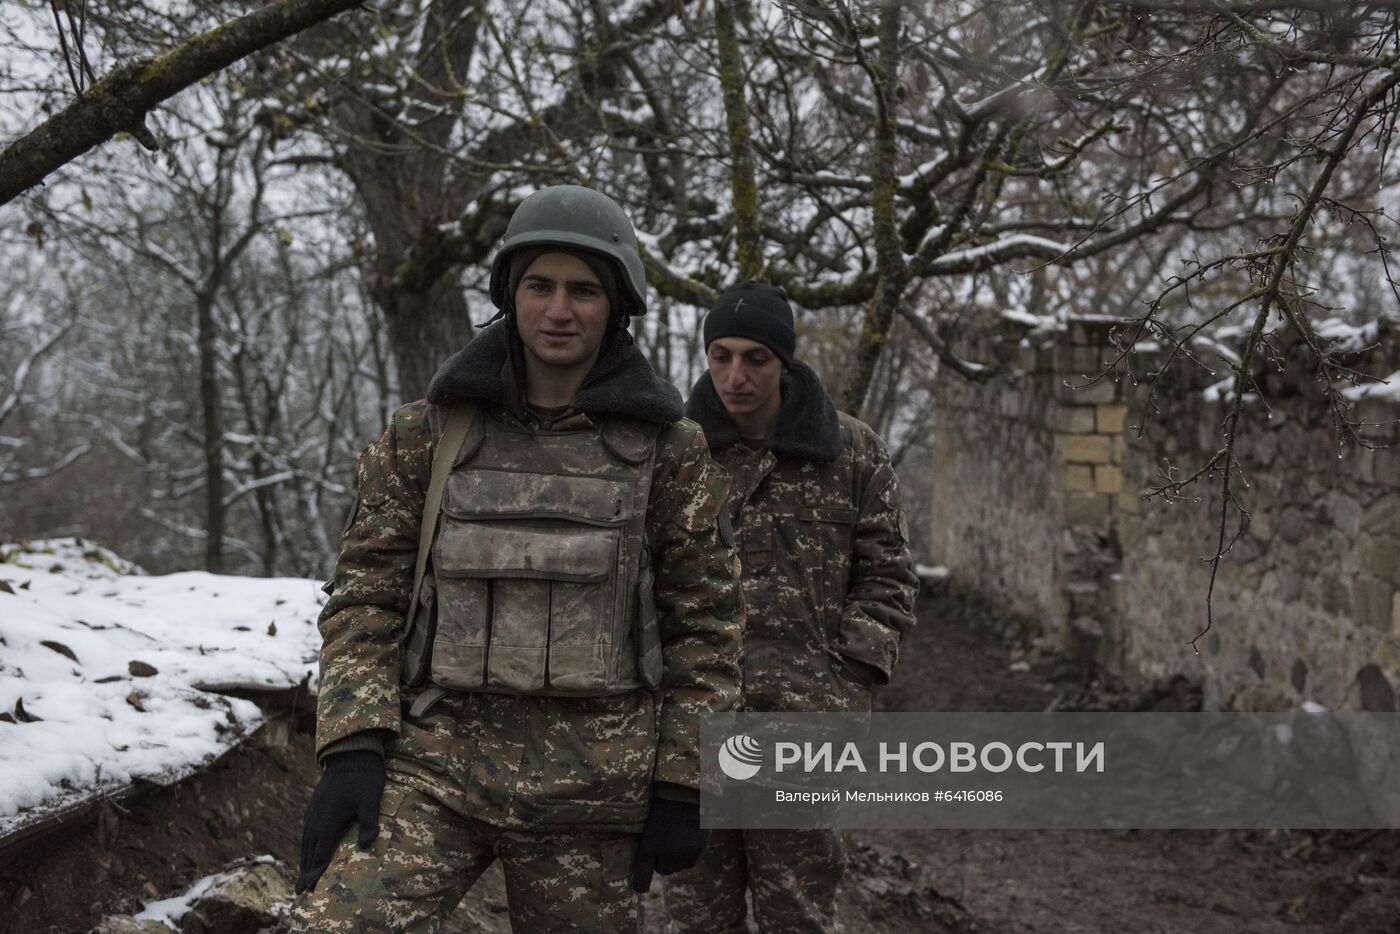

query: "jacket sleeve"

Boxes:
[646, 418, 745, 791]
[834, 426, 919, 684]
[313, 401, 432, 759]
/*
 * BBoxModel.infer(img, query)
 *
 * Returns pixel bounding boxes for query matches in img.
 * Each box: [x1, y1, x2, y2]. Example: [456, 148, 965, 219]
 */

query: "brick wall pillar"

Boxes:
[1046, 319, 1132, 676]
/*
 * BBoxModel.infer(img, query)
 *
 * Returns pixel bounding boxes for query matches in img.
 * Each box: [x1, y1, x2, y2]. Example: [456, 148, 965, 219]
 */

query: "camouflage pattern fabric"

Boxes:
[387, 675, 662, 829]
[714, 412, 917, 714]
[661, 829, 844, 933]
[313, 400, 743, 827]
[290, 776, 642, 933]
[663, 407, 915, 933]
[425, 406, 663, 696]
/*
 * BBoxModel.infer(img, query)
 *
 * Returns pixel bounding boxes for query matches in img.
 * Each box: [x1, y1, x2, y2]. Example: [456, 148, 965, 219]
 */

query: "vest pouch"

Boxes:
[401, 573, 437, 688]
[430, 517, 493, 690]
[429, 568, 490, 691]
[432, 516, 619, 694]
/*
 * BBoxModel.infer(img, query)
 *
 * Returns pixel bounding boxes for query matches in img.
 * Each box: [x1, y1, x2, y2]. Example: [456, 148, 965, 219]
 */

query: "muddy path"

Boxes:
[839, 584, 1400, 934]
[4, 584, 1399, 932]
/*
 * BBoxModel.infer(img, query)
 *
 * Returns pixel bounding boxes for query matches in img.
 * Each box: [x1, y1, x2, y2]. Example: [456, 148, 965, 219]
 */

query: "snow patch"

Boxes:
[1342, 369, 1400, 402]
[0, 540, 324, 839]
[1314, 316, 1381, 353]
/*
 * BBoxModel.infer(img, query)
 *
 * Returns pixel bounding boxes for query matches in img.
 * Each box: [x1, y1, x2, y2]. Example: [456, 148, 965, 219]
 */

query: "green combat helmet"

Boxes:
[488, 185, 649, 316]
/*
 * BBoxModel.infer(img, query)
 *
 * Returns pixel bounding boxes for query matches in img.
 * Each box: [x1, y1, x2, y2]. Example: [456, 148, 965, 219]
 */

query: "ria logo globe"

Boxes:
[718, 734, 763, 781]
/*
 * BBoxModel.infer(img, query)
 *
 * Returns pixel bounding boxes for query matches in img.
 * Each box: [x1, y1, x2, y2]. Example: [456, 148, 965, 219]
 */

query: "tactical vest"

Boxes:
[406, 403, 665, 698]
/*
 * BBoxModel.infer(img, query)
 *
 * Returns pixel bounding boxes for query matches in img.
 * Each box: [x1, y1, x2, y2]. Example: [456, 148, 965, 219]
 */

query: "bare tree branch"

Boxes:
[0, 0, 364, 206]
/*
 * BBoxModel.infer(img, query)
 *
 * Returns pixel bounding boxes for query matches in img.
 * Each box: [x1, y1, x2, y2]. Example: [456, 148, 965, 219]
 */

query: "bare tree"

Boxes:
[0, 272, 89, 484]
[7, 49, 383, 575]
[269, 0, 692, 398]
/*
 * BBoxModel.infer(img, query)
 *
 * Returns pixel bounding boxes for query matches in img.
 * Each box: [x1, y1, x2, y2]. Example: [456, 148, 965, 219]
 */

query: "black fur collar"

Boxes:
[685, 360, 843, 463]
[426, 320, 684, 423]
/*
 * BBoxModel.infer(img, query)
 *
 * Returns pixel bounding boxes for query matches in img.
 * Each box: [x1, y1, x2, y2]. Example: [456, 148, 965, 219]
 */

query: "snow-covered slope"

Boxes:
[0, 539, 325, 839]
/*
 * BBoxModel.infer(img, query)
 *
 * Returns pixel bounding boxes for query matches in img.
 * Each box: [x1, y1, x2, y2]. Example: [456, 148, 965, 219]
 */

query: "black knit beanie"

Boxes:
[702, 281, 795, 368]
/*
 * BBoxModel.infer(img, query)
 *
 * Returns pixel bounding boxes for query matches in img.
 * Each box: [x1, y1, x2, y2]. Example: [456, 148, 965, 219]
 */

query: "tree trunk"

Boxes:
[370, 274, 475, 403]
[714, 0, 763, 281]
[843, 3, 905, 418]
[197, 289, 225, 574]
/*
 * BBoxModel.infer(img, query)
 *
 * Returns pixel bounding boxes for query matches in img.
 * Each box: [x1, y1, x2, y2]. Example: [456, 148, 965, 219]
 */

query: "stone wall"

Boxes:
[930, 328, 1059, 633]
[932, 316, 1400, 711]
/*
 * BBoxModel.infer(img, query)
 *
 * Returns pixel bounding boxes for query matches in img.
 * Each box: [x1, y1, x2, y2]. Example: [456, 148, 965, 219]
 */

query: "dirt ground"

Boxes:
[0, 729, 319, 933]
[4, 583, 1399, 932]
[843, 585, 1400, 934]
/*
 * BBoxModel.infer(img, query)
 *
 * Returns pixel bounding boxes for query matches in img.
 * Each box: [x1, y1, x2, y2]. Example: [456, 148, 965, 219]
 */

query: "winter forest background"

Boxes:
[2, 0, 1398, 581]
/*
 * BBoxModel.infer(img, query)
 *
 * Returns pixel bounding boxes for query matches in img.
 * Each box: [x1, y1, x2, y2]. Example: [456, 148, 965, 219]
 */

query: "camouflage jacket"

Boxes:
[686, 362, 917, 713]
[314, 324, 743, 829]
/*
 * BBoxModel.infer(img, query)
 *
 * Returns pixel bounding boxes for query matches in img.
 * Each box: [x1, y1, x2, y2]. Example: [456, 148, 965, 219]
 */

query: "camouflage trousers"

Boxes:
[289, 777, 642, 933]
[661, 829, 843, 933]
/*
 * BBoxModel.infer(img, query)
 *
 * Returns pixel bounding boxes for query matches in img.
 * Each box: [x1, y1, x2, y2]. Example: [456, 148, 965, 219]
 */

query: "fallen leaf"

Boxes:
[18, 581, 30, 590]
[266, 621, 278, 637]
[14, 698, 42, 722]
[40, 640, 80, 663]
[125, 692, 146, 712]
[0, 580, 13, 594]
[128, 660, 158, 678]
[0, 713, 14, 723]
[94, 676, 123, 684]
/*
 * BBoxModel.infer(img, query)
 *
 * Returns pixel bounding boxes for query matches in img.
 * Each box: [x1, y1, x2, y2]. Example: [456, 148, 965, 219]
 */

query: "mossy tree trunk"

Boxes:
[843, 2, 905, 418]
[715, 0, 763, 281]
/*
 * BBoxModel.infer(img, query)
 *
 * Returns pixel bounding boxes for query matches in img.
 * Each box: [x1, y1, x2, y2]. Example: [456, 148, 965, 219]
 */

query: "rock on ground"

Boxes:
[180, 857, 294, 933]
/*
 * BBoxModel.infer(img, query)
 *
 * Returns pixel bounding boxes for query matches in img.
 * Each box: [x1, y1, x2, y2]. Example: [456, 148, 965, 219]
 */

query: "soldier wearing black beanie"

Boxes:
[672, 281, 918, 933]
[701, 281, 796, 369]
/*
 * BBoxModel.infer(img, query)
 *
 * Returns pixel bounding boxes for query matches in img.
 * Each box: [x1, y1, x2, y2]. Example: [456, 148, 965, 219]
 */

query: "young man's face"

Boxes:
[706, 336, 785, 421]
[514, 251, 613, 374]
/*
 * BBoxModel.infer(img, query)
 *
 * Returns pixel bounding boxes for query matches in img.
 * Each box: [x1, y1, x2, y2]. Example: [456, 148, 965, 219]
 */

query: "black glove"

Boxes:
[295, 750, 386, 894]
[630, 797, 708, 893]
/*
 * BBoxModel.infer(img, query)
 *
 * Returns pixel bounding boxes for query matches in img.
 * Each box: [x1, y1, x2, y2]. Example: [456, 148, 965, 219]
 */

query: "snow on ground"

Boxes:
[0, 538, 325, 839]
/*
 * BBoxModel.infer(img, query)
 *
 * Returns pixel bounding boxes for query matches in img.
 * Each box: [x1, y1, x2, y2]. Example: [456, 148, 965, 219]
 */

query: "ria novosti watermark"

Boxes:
[701, 712, 1400, 830]
[764, 738, 1104, 774]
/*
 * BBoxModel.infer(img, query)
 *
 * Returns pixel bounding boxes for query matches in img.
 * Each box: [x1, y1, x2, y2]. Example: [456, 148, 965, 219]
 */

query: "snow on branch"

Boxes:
[0, 0, 364, 206]
[919, 234, 1072, 274]
[0, 317, 76, 427]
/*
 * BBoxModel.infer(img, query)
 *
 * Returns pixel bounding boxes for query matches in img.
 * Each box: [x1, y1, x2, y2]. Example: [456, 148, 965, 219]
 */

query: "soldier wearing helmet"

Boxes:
[290, 186, 744, 932]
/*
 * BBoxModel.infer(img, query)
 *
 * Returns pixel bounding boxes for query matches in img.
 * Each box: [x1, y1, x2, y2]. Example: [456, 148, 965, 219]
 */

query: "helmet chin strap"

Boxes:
[610, 311, 634, 345]
[477, 306, 511, 329]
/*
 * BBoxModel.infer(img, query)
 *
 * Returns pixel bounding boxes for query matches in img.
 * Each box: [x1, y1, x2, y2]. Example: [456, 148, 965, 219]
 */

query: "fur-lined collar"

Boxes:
[426, 320, 684, 424]
[685, 360, 842, 463]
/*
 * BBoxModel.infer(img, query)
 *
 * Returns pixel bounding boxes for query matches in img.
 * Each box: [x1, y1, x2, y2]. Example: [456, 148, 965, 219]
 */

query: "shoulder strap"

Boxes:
[407, 401, 478, 619]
